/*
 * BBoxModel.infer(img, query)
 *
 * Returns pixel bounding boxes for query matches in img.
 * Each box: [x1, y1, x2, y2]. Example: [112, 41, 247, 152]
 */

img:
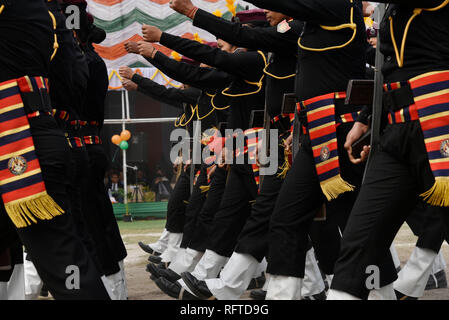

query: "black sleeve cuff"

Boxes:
[131, 73, 144, 86]
[356, 105, 371, 125]
[160, 32, 175, 47]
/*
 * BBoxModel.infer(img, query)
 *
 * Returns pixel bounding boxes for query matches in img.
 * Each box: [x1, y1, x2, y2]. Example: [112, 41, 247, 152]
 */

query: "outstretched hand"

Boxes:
[137, 41, 157, 59]
[124, 41, 139, 54]
[122, 79, 138, 91]
[142, 24, 163, 43]
[119, 66, 134, 80]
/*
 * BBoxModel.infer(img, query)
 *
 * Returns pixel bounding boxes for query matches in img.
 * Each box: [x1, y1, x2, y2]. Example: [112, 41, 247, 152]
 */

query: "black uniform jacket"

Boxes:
[145, 51, 232, 130]
[375, 0, 449, 82]
[245, 0, 367, 101]
[0, 0, 53, 82]
[46, 1, 88, 121]
[159, 33, 267, 131]
[82, 44, 109, 128]
[192, 8, 304, 118]
[131, 73, 203, 136]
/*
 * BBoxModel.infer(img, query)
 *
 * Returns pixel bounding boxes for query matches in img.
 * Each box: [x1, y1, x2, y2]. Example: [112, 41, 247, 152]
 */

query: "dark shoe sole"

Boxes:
[181, 273, 215, 300]
[249, 289, 266, 300]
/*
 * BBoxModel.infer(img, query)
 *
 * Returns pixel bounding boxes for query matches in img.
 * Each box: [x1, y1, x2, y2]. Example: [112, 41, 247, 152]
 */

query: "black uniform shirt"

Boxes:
[159, 33, 266, 130]
[46, 1, 88, 120]
[0, 0, 53, 82]
[376, 0, 449, 81]
[246, 0, 367, 101]
[132, 74, 200, 108]
[192, 8, 304, 118]
[82, 44, 109, 127]
[132, 73, 202, 136]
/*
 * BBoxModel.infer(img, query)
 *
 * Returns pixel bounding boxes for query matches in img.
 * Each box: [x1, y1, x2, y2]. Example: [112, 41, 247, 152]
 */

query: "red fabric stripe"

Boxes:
[35, 77, 43, 90]
[307, 107, 334, 123]
[0, 136, 34, 157]
[309, 123, 336, 140]
[16, 77, 32, 93]
[416, 92, 449, 109]
[0, 94, 23, 109]
[2, 181, 46, 203]
[316, 159, 339, 175]
[420, 115, 449, 131]
[390, 82, 400, 90]
[426, 140, 445, 152]
[409, 104, 419, 120]
[345, 113, 354, 122]
[1, 116, 28, 132]
[412, 72, 449, 89]
[0, 79, 17, 87]
[388, 113, 393, 124]
[430, 161, 449, 171]
[0, 159, 40, 181]
[303, 93, 334, 106]
[394, 111, 403, 123]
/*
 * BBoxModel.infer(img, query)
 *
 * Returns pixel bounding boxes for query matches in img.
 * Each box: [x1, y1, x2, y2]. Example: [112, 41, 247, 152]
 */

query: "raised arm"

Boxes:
[126, 41, 233, 90]
[128, 71, 200, 108]
[191, 8, 302, 54]
[170, 0, 351, 25]
[141, 25, 266, 81]
[365, 0, 442, 7]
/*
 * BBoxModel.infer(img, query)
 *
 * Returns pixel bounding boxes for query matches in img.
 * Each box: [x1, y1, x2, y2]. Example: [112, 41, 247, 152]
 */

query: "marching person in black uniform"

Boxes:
[162, 2, 305, 300]
[168, 3, 348, 300]
[328, 0, 449, 300]
[139, 12, 270, 294]
[73, 7, 129, 299]
[227, 0, 368, 299]
[123, 41, 234, 271]
[120, 42, 236, 296]
[0, 0, 109, 299]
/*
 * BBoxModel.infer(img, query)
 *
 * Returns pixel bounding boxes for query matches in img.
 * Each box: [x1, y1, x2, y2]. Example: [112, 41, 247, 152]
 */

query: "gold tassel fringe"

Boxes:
[5, 193, 65, 228]
[321, 175, 355, 201]
[277, 147, 291, 179]
[420, 177, 449, 207]
[200, 185, 210, 193]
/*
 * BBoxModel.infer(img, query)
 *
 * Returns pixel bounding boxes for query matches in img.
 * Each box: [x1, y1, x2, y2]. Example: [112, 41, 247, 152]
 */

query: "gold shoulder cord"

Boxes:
[390, 0, 449, 68]
[263, 63, 296, 80]
[210, 93, 231, 110]
[298, 0, 357, 52]
[196, 92, 217, 120]
[174, 104, 197, 127]
[221, 50, 268, 97]
[48, 11, 59, 61]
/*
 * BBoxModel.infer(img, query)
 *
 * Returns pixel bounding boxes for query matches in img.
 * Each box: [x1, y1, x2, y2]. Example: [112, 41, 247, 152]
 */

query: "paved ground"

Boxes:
[122, 221, 449, 300]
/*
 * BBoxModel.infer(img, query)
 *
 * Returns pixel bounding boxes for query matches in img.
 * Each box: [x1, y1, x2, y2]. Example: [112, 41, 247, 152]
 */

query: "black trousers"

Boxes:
[207, 164, 258, 257]
[235, 141, 286, 262]
[188, 166, 227, 252]
[10, 115, 109, 299]
[180, 165, 208, 249]
[86, 144, 127, 265]
[309, 191, 357, 275]
[165, 170, 191, 233]
[66, 145, 105, 275]
[266, 123, 364, 278]
[331, 121, 449, 299]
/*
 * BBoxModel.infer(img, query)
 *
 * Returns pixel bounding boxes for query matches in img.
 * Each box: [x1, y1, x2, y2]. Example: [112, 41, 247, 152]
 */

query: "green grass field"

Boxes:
[118, 219, 166, 246]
